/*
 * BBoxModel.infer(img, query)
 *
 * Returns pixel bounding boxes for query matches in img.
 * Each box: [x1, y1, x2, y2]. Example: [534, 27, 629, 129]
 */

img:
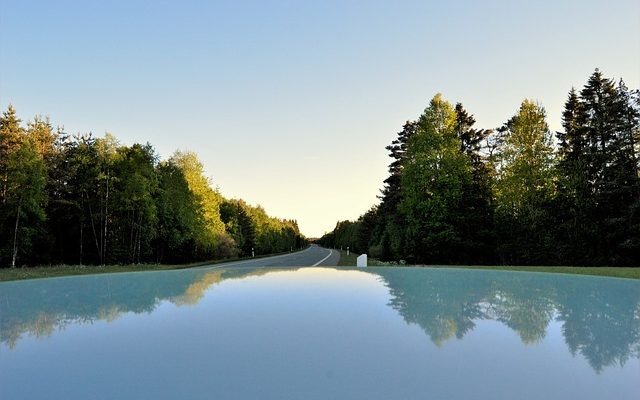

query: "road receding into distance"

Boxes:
[197, 244, 339, 269]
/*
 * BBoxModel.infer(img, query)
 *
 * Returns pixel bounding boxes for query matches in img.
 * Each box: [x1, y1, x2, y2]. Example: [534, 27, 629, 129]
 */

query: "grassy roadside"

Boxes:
[336, 250, 360, 266]
[423, 265, 640, 279]
[0, 248, 308, 282]
[338, 250, 387, 267]
[336, 250, 639, 279]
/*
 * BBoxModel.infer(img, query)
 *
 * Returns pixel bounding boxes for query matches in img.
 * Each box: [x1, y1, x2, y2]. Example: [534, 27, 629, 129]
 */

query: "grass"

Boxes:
[335, 250, 639, 279]
[336, 250, 387, 267]
[0, 248, 306, 282]
[424, 265, 640, 279]
[5, 249, 637, 282]
[336, 250, 360, 266]
[0, 263, 195, 282]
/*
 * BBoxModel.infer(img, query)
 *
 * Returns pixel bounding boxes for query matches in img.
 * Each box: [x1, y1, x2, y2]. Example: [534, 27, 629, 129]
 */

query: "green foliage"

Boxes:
[555, 71, 640, 265]
[399, 94, 473, 263]
[154, 161, 200, 263]
[0, 108, 306, 267]
[170, 150, 226, 253]
[493, 100, 557, 264]
[320, 69, 639, 267]
[0, 141, 47, 267]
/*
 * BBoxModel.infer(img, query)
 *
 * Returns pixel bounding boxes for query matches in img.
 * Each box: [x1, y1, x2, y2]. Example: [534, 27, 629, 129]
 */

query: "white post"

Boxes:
[252, 248, 255, 257]
[357, 254, 367, 267]
[347, 246, 349, 256]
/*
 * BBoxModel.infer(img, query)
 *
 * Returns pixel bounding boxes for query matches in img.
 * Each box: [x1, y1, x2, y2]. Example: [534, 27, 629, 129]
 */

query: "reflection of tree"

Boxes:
[555, 278, 640, 372]
[377, 269, 491, 346]
[3, 267, 639, 373]
[370, 268, 640, 372]
[491, 280, 556, 345]
[0, 268, 291, 349]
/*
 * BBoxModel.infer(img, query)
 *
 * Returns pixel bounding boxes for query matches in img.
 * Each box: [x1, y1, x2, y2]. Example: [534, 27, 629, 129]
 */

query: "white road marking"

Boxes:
[312, 249, 334, 266]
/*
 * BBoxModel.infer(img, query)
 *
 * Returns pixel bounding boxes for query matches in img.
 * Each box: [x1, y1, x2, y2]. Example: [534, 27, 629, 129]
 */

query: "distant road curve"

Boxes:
[195, 244, 339, 270]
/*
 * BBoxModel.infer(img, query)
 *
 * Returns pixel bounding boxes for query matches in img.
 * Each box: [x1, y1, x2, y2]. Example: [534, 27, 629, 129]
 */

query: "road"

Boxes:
[197, 244, 339, 269]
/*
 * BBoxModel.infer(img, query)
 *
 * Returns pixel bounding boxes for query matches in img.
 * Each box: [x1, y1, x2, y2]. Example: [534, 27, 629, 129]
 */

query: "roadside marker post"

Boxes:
[357, 254, 367, 268]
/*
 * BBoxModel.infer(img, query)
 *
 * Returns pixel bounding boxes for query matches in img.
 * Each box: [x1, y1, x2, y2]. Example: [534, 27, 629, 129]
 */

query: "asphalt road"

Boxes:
[197, 244, 339, 269]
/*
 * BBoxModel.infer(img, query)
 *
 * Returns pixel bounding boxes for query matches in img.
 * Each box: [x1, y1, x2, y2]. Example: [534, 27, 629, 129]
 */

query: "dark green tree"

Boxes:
[400, 94, 472, 263]
[560, 70, 640, 265]
[453, 103, 495, 264]
[3, 141, 47, 267]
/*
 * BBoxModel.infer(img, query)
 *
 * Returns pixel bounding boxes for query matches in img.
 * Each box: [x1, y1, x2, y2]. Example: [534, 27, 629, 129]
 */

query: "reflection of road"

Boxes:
[196, 244, 339, 269]
[0, 246, 339, 350]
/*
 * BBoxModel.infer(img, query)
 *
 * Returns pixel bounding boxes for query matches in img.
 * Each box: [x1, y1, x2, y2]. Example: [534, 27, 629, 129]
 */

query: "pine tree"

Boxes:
[575, 70, 640, 264]
[373, 120, 417, 259]
[0, 105, 24, 205]
[454, 103, 495, 263]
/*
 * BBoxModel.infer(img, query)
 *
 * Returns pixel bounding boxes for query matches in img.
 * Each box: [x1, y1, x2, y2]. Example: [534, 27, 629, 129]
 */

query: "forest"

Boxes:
[319, 70, 640, 267]
[0, 110, 306, 268]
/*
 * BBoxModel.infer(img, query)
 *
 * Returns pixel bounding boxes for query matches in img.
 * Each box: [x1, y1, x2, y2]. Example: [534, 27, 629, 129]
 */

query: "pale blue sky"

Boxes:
[1, 0, 639, 236]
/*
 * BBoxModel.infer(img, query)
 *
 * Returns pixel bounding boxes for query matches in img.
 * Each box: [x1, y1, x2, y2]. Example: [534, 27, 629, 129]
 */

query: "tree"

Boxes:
[170, 151, 226, 257]
[556, 70, 640, 265]
[493, 100, 556, 264]
[373, 121, 418, 260]
[110, 143, 158, 263]
[0, 106, 307, 267]
[3, 141, 47, 267]
[26, 116, 57, 160]
[0, 105, 24, 204]
[453, 103, 495, 264]
[154, 161, 199, 263]
[220, 199, 256, 257]
[400, 94, 472, 263]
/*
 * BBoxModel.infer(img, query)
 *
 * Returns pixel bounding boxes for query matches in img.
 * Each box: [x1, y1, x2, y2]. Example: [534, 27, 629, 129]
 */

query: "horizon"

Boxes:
[1, 0, 639, 237]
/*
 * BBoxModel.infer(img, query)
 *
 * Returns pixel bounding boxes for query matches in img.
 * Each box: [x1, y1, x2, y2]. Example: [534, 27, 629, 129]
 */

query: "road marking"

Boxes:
[312, 249, 334, 266]
[195, 246, 314, 270]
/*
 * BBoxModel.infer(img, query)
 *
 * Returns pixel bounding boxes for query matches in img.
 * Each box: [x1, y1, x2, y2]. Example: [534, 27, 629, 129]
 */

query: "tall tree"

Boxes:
[0, 105, 24, 204]
[453, 103, 495, 263]
[555, 88, 592, 263]
[400, 94, 472, 263]
[26, 116, 57, 160]
[110, 143, 159, 263]
[373, 121, 418, 260]
[493, 100, 556, 264]
[154, 161, 199, 263]
[170, 151, 226, 256]
[3, 141, 47, 267]
[558, 70, 640, 265]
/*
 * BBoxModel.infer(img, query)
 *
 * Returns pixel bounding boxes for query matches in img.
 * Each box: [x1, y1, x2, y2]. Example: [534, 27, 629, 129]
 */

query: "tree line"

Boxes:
[319, 69, 639, 266]
[0, 109, 306, 267]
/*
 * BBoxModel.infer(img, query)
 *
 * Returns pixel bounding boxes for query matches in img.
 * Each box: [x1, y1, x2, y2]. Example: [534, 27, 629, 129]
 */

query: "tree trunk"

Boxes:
[137, 213, 143, 264]
[87, 194, 102, 262]
[79, 192, 84, 266]
[103, 173, 109, 265]
[11, 199, 22, 268]
[129, 209, 135, 262]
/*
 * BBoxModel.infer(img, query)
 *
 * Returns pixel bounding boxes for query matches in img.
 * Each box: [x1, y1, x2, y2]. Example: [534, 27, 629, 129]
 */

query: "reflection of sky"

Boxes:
[1, 267, 639, 399]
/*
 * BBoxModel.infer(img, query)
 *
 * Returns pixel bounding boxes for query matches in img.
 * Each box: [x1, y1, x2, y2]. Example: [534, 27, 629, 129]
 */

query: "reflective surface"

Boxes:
[1, 267, 639, 399]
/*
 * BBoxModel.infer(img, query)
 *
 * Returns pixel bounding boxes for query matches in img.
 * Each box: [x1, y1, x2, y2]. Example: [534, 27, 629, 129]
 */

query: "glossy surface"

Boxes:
[1, 267, 639, 399]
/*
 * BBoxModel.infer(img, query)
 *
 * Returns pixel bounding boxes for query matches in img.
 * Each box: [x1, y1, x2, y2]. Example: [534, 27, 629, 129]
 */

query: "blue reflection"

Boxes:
[1, 267, 639, 400]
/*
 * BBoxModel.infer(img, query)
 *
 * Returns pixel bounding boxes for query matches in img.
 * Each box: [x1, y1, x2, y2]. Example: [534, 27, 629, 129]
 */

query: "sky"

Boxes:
[1, 0, 639, 237]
